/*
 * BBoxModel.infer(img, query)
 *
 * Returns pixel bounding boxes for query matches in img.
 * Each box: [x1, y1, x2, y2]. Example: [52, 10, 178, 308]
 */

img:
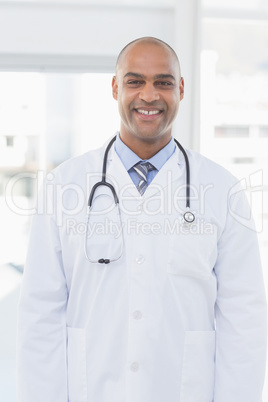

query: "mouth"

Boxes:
[134, 108, 163, 121]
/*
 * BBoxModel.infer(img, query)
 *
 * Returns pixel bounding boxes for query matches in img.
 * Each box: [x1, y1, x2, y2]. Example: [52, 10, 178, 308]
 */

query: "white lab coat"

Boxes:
[17, 139, 267, 402]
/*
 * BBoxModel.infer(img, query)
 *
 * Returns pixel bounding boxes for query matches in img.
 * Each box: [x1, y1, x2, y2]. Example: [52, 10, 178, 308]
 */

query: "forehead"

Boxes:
[117, 42, 180, 78]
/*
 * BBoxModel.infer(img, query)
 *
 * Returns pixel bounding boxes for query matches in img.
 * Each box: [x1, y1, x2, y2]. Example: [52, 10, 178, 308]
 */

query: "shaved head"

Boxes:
[116, 36, 181, 76]
[112, 35, 184, 158]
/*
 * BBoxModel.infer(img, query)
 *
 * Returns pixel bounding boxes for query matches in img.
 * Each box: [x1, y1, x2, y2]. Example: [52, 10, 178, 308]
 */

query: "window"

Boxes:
[1, 72, 118, 267]
[200, 5, 268, 397]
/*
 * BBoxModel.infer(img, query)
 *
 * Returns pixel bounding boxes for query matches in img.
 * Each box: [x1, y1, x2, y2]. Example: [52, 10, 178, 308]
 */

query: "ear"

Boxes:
[179, 77, 184, 101]
[112, 76, 118, 100]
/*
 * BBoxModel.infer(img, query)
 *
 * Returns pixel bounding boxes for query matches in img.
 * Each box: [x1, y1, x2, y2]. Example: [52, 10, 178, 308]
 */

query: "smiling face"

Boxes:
[112, 39, 184, 155]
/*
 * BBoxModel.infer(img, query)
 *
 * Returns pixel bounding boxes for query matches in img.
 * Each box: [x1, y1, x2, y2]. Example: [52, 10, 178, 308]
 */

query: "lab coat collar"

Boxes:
[106, 140, 184, 200]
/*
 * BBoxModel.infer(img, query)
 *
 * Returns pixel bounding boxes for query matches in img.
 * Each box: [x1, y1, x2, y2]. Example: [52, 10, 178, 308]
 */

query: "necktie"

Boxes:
[133, 161, 155, 195]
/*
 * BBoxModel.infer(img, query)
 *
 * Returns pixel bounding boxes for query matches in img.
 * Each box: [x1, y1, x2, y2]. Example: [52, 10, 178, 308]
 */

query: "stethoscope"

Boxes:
[84, 135, 195, 264]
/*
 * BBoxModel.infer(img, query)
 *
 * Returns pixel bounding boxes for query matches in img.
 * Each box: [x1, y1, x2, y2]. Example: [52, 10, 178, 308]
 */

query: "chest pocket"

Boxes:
[167, 218, 218, 280]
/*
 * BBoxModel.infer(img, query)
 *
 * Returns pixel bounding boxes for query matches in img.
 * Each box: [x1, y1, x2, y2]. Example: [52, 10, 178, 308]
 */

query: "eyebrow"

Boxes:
[123, 72, 176, 81]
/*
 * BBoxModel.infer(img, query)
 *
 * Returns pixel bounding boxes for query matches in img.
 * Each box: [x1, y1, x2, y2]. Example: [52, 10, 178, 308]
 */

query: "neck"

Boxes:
[120, 132, 172, 160]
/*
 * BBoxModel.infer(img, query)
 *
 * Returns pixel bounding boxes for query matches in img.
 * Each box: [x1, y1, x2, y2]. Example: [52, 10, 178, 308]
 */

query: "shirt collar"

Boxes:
[115, 132, 176, 172]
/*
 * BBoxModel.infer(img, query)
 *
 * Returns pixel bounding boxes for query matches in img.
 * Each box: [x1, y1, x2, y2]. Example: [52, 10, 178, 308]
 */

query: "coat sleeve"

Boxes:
[17, 187, 68, 402]
[214, 183, 267, 401]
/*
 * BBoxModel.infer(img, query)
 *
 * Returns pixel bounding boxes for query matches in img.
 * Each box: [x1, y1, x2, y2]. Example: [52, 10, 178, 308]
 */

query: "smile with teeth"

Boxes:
[136, 109, 161, 115]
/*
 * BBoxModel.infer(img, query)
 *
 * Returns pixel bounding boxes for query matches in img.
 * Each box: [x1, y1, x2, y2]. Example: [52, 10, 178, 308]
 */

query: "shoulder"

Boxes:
[186, 148, 238, 187]
[48, 146, 104, 185]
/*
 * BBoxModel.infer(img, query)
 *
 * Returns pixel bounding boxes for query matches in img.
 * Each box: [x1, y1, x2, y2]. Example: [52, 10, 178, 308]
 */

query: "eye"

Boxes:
[156, 81, 173, 87]
[127, 80, 143, 87]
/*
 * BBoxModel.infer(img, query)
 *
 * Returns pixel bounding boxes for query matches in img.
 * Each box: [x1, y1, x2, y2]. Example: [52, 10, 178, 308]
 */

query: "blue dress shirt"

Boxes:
[114, 132, 176, 187]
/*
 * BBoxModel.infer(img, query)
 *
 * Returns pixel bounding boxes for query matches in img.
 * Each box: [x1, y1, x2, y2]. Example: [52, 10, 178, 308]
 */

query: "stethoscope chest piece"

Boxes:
[85, 135, 195, 264]
[183, 210, 195, 224]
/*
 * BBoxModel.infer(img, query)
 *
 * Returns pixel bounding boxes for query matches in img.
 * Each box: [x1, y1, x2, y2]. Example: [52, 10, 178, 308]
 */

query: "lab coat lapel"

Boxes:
[106, 144, 140, 198]
[143, 146, 184, 200]
[105, 143, 185, 200]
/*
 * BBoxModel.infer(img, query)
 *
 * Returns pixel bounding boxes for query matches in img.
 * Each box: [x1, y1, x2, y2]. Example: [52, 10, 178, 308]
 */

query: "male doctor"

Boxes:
[17, 37, 267, 402]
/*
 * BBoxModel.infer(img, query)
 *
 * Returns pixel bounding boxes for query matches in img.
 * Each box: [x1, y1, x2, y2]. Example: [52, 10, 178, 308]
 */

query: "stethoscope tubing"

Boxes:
[174, 138, 190, 209]
[88, 136, 118, 208]
[85, 135, 195, 264]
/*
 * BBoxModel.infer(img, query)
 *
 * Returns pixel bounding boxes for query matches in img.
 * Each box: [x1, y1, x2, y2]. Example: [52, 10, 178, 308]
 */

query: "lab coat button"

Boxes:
[135, 255, 145, 264]
[133, 310, 142, 320]
[130, 362, 139, 372]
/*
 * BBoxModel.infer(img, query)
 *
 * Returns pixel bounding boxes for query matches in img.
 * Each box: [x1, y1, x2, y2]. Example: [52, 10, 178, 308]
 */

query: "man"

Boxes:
[17, 37, 267, 402]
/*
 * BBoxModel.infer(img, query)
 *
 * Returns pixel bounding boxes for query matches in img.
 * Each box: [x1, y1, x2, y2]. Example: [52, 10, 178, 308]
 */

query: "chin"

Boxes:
[135, 132, 160, 140]
[137, 128, 170, 140]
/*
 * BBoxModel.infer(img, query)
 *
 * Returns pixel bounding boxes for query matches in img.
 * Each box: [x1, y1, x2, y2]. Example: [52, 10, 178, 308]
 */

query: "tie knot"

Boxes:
[133, 161, 155, 195]
[133, 161, 155, 179]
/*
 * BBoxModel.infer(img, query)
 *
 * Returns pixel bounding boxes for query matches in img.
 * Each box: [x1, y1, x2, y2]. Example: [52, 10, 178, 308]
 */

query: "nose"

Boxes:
[139, 83, 160, 103]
